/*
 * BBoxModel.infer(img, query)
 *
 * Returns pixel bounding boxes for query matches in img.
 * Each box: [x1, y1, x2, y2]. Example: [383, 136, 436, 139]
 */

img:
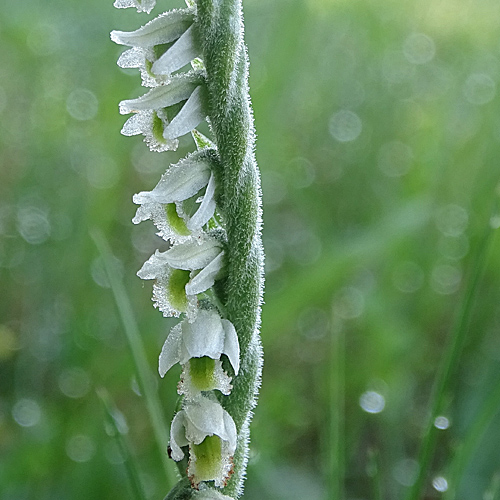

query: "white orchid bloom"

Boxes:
[159, 309, 240, 396]
[119, 73, 207, 152]
[137, 235, 225, 317]
[170, 396, 237, 488]
[111, 8, 200, 86]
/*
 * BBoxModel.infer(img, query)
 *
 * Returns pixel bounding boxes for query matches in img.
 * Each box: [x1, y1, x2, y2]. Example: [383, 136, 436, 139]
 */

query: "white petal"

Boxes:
[179, 310, 225, 362]
[222, 409, 237, 454]
[159, 323, 182, 377]
[152, 24, 200, 76]
[186, 171, 216, 231]
[163, 85, 206, 140]
[137, 249, 167, 280]
[121, 110, 178, 152]
[111, 9, 194, 48]
[162, 236, 223, 271]
[185, 251, 224, 296]
[221, 319, 240, 375]
[183, 396, 235, 446]
[119, 77, 202, 114]
[117, 47, 145, 69]
[170, 410, 188, 461]
[133, 153, 211, 205]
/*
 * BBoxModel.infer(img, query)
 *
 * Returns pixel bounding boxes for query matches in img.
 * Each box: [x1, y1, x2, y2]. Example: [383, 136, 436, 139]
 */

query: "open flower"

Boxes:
[133, 150, 218, 241]
[170, 395, 237, 488]
[137, 234, 225, 318]
[159, 309, 240, 396]
[119, 72, 207, 152]
[111, 7, 199, 86]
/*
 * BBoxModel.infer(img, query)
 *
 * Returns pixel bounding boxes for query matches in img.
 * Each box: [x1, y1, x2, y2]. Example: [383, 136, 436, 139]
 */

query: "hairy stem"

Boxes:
[197, 1, 264, 496]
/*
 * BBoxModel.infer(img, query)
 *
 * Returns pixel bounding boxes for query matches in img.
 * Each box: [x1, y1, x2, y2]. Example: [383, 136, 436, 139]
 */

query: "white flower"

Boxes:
[133, 151, 217, 241]
[113, 0, 156, 14]
[111, 8, 200, 86]
[119, 73, 207, 152]
[159, 309, 240, 396]
[170, 395, 237, 488]
[137, 235, 225, 317]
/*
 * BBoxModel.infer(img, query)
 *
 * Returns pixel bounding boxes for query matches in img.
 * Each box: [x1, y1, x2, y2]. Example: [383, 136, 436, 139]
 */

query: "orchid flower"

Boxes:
[170, 395, 237, 488]
[159, 309, 239, 396]
[137, 235, 225, 318]
[133, 150, 218, 241]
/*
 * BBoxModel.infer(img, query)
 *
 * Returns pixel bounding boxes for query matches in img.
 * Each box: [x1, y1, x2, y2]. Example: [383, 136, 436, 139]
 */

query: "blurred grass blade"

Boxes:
[91, 229, 178, 488]
[329, 316, 345, 500]
[367, 449, 384, 500]
[405, 221, 497, 500]
[445, 377, 500, 498]
[96, 387, 147, 500]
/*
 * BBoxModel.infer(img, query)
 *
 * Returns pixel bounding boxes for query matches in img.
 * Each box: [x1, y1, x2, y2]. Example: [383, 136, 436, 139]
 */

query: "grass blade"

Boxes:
[97, 387, 148, 500]
[405, 221, 496, 500]
[328, 316, 345, 500]
[91, 229, 178, 488]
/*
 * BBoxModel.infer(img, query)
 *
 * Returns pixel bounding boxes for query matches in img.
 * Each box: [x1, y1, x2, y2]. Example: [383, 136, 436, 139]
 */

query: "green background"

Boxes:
[1, 0, 500, 498]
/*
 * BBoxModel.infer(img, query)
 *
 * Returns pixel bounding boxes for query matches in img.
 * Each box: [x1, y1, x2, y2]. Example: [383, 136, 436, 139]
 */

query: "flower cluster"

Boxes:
[112, 0, 242, 492]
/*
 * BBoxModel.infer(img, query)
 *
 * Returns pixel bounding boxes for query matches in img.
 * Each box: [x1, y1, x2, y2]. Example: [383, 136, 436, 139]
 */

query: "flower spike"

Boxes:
[113, 0, 264, 496]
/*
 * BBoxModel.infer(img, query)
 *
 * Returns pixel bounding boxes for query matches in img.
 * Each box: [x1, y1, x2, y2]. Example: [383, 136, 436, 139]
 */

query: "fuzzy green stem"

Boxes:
[197, 1, 264, 497]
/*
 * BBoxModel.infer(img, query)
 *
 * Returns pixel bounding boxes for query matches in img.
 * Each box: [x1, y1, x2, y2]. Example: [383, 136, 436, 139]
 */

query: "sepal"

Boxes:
[111, 8, 195, 47]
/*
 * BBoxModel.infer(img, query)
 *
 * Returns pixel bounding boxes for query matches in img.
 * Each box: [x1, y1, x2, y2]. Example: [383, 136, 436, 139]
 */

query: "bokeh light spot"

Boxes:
[66, 435, 96, 463]
[329, 110, 362, 142]
[463, 73, 496, 105]
[66, 88, 99, 121]
[12, 399, 41, 428]
[432, 476, 449, 492]
[403, 33, 436, 65]
[359, 391, 385, 414]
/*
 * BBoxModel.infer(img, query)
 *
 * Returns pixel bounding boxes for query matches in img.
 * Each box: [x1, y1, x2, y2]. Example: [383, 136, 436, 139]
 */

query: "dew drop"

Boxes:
[434, 416, 450, 430]
[66, 88, 98, 121]
[12, 398, 41, 427]
[403, 33, 436, 65]
[432, 476, 448, 492]
[329, 110, 362, 142]
[359, 391, 385, 414]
